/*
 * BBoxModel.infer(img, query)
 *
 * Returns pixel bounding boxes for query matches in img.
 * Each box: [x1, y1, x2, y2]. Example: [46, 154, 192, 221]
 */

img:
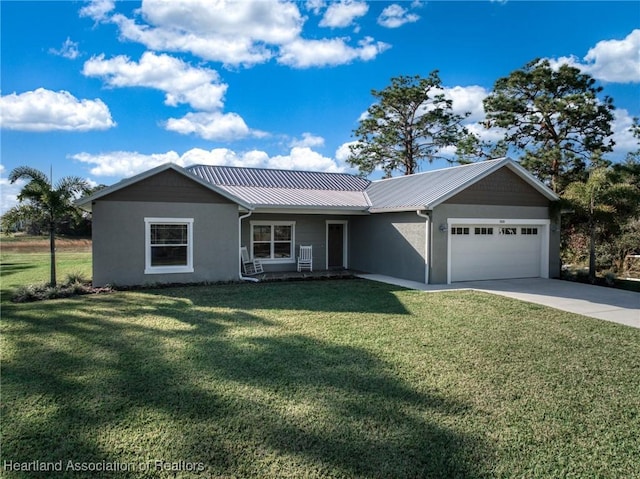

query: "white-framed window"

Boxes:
[521, 227, 538, 235]
[144, 218, 194, 274]
[499, 227, 517, 235]
[250, 221, 296, 263]
[451, 227, 469, 235]
[474, 227, 494, 235]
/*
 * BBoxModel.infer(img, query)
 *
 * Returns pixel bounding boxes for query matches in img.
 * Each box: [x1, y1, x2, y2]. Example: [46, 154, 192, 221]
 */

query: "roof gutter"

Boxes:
[416, 210, 431, 285]
[239, 211, 259, 283]
[368, 205, 433, 214]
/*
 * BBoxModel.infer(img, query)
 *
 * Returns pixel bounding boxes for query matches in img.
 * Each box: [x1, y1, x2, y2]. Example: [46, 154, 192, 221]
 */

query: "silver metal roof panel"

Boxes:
[366, 159, 506, 210]
[187, 164, 370, 191]
[217, 185, 370, 209]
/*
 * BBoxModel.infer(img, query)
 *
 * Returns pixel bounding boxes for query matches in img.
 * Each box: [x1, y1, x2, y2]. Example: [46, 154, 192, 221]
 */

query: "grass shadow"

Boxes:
[2, 287, 493, 478]
[0, 262, 37, 278]
[144, 278, 413, 316]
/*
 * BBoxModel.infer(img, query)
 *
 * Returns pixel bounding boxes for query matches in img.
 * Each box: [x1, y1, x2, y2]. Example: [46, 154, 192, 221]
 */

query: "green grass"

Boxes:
[1, 235, 92, 301]
[2, 278, 639, 478]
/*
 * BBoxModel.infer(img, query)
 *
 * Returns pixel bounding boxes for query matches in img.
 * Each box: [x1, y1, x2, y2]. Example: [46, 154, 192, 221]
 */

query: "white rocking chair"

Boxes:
[241, 246, 264, 275]
[297, 245, 313, 272]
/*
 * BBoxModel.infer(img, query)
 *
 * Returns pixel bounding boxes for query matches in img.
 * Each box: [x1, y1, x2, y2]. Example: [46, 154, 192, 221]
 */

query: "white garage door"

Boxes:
[450, 224, 543, 282]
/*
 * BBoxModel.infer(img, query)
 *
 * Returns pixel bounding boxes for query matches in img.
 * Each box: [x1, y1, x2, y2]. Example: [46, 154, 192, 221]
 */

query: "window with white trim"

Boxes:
[474, 227, 494, 235]
[451, 227, 469, 235]
[145, 218, 194, 274]
[251, 221, 295, 262]
[521, 227, 538, 235]
[499, 227, 517, 235]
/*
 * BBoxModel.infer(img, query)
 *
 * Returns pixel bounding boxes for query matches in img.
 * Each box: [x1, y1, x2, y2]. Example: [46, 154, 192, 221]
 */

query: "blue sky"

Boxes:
[1, 0, 639, 213]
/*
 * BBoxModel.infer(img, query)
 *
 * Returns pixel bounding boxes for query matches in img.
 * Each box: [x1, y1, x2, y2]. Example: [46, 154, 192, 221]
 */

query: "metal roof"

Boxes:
[187, 165, 370, 191]
[365, 158, 558, 211]
[366, 159, 506, 211]
[77, 159, 557, 213]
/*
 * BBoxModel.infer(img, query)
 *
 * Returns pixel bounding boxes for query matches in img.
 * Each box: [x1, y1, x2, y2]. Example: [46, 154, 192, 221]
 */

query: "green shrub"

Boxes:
[12, 283, 49, 302]
[65, 271, 88, 285]
[11, 274, 93, 302]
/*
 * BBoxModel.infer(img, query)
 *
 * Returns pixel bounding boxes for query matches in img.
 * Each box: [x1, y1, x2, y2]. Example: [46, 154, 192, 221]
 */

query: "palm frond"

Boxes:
[55, 176, 92, 198]
[8, 166, 50, 186]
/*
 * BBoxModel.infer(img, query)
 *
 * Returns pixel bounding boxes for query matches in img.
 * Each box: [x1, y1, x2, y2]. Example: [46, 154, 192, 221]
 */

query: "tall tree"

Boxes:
[563, 167, 637, 282]
[348, 72, 470, 177]
[483, 59, 615, 193]
[8, 166, 90, 286]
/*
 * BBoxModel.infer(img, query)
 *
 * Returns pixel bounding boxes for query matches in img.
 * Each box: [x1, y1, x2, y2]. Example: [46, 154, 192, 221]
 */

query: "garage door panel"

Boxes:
[451, 223, 542, 282]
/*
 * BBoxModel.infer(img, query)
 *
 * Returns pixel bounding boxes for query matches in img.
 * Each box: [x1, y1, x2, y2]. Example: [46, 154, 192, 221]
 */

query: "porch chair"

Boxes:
[241, 246, 264, 275]
[297, 245, 313, 272]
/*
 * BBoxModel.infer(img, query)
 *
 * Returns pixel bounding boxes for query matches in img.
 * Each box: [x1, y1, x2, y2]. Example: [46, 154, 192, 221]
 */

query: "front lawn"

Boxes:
[2, 280, 639, 478]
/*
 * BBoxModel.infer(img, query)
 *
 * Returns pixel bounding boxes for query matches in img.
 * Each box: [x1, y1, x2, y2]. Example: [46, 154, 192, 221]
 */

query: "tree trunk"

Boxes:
[551, 155, 559, 193]
[49, 224, 57, 287]
[588, 221, 596, 284]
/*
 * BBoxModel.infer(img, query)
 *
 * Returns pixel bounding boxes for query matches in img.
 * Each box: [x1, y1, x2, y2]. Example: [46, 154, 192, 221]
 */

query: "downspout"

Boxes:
[416, 210, 430, 284]
[239, 210, 260, 283]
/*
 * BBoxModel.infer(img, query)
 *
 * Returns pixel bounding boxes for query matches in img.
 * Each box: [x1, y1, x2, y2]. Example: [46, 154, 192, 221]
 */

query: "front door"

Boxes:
[327, 223, 345, 269]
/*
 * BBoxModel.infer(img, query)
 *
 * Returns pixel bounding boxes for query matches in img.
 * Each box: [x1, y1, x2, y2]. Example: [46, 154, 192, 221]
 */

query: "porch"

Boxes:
[241, 214, 351, 275]
[243, 269, 359, 283]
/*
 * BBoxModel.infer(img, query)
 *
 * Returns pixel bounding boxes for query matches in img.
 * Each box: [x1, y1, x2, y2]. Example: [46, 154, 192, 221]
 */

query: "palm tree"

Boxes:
[564, 166, 638, 283]
[8, 166, 90, 286]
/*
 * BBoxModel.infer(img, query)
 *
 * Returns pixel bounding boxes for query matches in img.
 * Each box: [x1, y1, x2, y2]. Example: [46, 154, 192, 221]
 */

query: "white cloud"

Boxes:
[94, 0, 387, 69]
[278, 36, 390, 68]
[464, 121, 508, 144]
[377, 4, 420, 29]
[82, 51, 262, 141]
[111, 13, 275, 67]
[319, 1, 368, 28]
[79, 0, 115, 22]
[72, 150, 182, 177]
[180, 148, 269, 169]
[306, 0, 326, 15]
[290, 132, 325, 148]
[164, 112, 263, 141]
[49, 37, 81, 60]
[140, 0, 302, 45]
[334, 141, 358, 163]
[441, 85, 490, 122]
[71, 146, 349, 178]
[0, 88, 115, 132]
[268, 147, 345, 172]
[611, 108, 638, 154]
[548, 30, 640, 83]
[83, 52, 227, 111]
[583, 29, 640, 83]
[0, 164, 25, 215]
[109, 0, 303, 67]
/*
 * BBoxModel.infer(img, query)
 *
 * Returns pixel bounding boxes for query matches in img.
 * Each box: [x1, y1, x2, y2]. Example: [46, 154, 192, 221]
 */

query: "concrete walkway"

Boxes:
[357, 275, 640, 329]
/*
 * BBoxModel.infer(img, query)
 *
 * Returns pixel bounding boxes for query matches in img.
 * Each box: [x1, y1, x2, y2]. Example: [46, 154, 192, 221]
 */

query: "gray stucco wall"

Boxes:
[429, 204, 559, 284]
[240, 213, 352, 272]
[350, 212, 426, 282]
[92, 201, 239, 287]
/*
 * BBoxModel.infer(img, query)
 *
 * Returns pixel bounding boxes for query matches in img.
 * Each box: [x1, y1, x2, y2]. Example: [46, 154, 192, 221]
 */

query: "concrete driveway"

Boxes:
[357, 275, 640, 329]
